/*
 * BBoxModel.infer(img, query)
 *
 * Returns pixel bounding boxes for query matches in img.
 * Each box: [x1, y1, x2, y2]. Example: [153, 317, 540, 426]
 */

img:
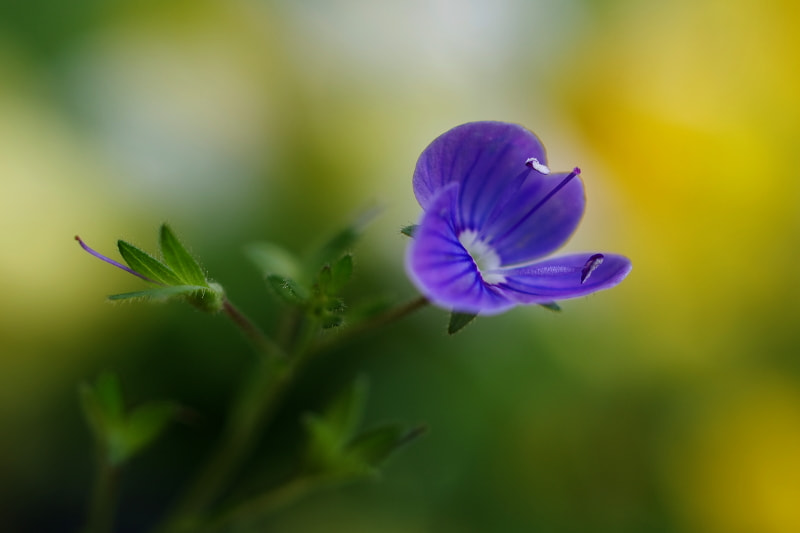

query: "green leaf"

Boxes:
[245, 242, 302, 281]
[538, 302, 561, 312]
[324, 377, 368, 444]
[346, 424, 427, 473]
[94, 373, 125, 425]
[302, 413, 342, 471]
[307, 209, 377, 275]
[266, 275, 308, 304]
[329, 254, 353, 294]
[159, 224, 208, 286]
[79, 382, 107, 440]
[107, 284, 209, 302]
[448, 312, 478, 334]
[317, 264, 333, 293]
[118, 240, 182, 285]
[400, 224, 418, 238]
[121, 401, 177, 460]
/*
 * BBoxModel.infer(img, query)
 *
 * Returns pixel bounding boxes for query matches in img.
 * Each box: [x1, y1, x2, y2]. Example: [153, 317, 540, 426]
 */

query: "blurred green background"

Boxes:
[2, 0, 799, 531]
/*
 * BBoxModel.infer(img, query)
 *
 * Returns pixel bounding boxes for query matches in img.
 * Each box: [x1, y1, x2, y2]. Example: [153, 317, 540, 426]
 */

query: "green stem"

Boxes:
[309, 296, 429, 357]
[201, 475, 327, 533]
[83, 453, 120, 533]
[155, 295, 429, 532]
[222, 299, 285, 361]
[155, 300, 288, 533]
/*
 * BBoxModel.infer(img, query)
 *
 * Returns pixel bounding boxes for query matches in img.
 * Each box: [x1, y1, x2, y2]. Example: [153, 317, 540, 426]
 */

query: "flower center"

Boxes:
[458, 230, 506, 285]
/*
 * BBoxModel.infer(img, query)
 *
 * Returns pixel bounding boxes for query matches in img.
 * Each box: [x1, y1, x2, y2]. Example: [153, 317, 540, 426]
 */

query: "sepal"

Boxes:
[448, 312, 478, 334]
[159, 224, 208, 286]
[118, 240, 182, 286]
[400, 224, 418, 238]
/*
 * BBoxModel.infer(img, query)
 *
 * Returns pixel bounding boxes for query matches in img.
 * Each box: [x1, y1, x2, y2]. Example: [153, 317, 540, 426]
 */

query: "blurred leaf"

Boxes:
[159, 224, 208, 286]
[318, 264, 333, 293]
[324, 377, 368, 442]
[321, 315, 344, 329]
[400, 224, 418, 238]
[121, 401, 178, 461]
[94, 373, 124, 426]
[538, 302, 561, 312]
[345, 424, 427, 477]
[303, 413, 341, 471]
[307, 209, 378, 275]
[246, 242, 303, 281]
[79, 373, 178, 466]
[107, 284, 209, 302]
[330, 254, 354, 294]
[118, 240, 182, 285]
[266, 275, 308, 305]
[303, 377, 369, 472]
[448, 312, 478, 334]
[308, 226, 359, 275]
[79, 383, 107, 441]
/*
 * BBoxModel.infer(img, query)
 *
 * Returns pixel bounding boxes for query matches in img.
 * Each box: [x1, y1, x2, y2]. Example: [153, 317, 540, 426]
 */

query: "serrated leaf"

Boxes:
[107, 284, 209, 302]
[448, 312, 478, 334]
[538, 302, 561, 312]
[400, 224, 418, 238]
[245, 242, 302, 281]
[121, 401, 177, 460]
[159, 224, 207, 286]
[266, 275, 308, 304]
[118, 240, 182, 285]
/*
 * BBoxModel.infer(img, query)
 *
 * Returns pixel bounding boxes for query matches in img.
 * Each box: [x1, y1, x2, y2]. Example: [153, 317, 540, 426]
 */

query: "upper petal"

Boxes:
[496, 253, 632, 303]
[405, 184, 516, 314]
[412, 122, 547, 228]
[483, 170, 585, 265]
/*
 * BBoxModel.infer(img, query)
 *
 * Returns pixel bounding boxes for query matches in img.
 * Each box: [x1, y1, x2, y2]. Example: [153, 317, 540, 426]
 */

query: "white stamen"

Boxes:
[525, 157, 550, 174]
[458, 230, 506, 285]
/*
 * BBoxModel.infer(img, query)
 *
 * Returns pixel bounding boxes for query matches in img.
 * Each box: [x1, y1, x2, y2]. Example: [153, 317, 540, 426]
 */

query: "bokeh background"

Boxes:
[2, 0, 799, 531]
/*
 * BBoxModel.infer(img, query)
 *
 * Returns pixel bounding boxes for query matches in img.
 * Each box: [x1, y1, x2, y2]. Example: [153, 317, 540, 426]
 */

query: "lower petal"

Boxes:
[405, 185, 514, 314]
[497, 253, 632, 303]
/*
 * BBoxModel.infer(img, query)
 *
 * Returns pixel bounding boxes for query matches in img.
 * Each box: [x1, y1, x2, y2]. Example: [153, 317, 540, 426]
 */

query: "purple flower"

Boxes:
[405, 121, 632, 315]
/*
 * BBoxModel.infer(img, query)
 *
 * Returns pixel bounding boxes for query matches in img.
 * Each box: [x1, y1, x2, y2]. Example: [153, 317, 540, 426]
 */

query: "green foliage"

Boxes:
[108, 225, 224, 312]
[266, 275, 308, 305]
[448, 311, 478, 334]
[245, 242, 303, 282]
[117, 240, 183, 286]
[303, 378, 424, 479]
[159, 224, 208, 286]
[79, 373, 177, 466]
[248, 221, 363, 330]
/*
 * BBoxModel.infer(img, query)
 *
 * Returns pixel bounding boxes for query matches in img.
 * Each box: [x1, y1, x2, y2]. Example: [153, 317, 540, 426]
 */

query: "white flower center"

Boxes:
[458, 230, 506, 285]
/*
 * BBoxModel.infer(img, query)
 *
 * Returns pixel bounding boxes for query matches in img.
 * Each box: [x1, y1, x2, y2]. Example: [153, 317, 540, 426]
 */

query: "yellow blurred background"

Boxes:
[2, 0, 799, 531]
